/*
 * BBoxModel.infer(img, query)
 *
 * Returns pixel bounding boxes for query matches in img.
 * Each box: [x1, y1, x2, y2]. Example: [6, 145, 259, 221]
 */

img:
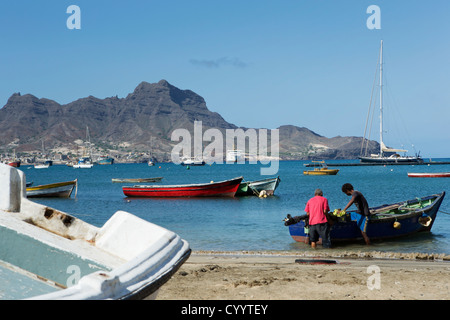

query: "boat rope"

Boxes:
[439, 210, 450, 216]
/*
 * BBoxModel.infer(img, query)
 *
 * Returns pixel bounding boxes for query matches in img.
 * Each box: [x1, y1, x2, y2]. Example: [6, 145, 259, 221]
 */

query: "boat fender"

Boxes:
[393, 221, 401, 229]
[259, 190, 267, 198]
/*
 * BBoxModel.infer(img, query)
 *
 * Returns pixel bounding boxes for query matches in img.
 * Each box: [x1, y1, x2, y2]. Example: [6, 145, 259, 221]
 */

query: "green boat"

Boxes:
[236, 176, 281, 197]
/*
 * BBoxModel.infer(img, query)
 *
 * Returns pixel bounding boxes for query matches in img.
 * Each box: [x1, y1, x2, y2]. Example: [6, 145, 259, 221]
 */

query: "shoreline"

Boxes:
[156, 250, 450, 300]
[192, 250, 450, 261]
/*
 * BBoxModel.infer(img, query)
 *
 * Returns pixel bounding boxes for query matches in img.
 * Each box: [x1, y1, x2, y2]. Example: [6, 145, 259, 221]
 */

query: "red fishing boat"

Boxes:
[123, 177, 243, 198]
[408, 172, 450, 178]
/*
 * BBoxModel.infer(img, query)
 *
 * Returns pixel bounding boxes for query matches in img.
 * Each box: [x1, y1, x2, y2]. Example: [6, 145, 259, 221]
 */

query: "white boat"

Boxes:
[34, 164, 50, 169]
[74, 127, 94, 168]
[180, 157, 205, 166]
[359, 41, 423, 164]
[226, 149, 245, 163]
[73, 156, 93, 169]
[0, 164, 190, 300]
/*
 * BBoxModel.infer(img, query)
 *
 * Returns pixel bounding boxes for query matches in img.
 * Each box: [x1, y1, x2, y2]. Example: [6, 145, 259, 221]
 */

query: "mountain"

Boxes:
[278, 125, 379, 160]
[0, 80, 378, 161]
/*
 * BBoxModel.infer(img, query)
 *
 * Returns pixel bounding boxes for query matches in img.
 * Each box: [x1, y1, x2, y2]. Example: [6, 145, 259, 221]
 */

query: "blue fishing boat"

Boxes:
[284, 192, 445, 244]
[95, 155, 114, 165]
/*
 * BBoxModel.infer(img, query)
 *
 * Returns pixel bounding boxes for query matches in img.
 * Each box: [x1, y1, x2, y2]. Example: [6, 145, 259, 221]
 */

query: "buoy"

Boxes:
[393, 221, 401, 229]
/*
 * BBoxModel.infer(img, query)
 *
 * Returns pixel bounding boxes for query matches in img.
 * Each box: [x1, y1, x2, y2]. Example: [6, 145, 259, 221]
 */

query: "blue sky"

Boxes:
[1, 1, 449, 157]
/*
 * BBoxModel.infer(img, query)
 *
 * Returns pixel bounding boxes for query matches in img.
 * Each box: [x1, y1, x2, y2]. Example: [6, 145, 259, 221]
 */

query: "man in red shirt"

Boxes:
[305, 189, 331, 248]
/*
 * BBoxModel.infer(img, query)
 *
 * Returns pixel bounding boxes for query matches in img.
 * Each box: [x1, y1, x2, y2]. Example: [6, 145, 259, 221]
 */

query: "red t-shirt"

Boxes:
[305, 196, 330, 225]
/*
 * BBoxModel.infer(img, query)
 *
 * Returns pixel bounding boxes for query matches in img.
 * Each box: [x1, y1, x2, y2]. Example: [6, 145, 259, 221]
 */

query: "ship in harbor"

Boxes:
[359, 41, 423, 164]
[95, 155, 114, 165]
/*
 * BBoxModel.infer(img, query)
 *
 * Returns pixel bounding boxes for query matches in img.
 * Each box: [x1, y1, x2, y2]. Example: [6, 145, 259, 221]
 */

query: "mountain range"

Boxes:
[0, 80, 378, 161]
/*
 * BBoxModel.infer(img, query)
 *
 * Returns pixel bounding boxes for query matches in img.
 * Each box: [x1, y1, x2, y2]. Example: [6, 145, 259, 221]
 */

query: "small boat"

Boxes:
[74, 127, 94, 168]
[26, 180, 78, 198]
[95, 155, 114, 165]
[284, 192, 446, 244]
[408, 172, 450, 178]
[180, 157, 205, 166]
[7, 160, 20, 168]
[73, 156, 93, 169]
[0, 164, 190, 300]
[123, 177, 243, 198]
[303, 161, 339, 175]
[236, 176, 281, 196]
[34, 163, 50, 169]
[226, 149, 245, 163]
[112, 177, 163, 183]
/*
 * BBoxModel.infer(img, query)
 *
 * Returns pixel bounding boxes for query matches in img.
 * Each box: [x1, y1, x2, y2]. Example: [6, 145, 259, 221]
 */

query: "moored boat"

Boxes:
[123, 177, 243, 198]
[73, 156, 93, 169]
[303, 161, 339, 175]
[26, 180, 78, 198]
[226, 149, 244, 163]
[359, 41, 423, 164]
[236, 176, 281, 196]
[0, 164, 190, 300]
[284, 192, 445, 244]
[7, 160, 20, 168]
[34, 163, 50, 169]
[408, 172, 450, 178]
[180, 157, 205, 166]
[95, 156, 114, 165]
[112, 177, 163, 183]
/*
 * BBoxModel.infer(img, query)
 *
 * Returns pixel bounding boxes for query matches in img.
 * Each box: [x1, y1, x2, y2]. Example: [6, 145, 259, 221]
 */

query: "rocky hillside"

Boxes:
[0, 80, 378, 161]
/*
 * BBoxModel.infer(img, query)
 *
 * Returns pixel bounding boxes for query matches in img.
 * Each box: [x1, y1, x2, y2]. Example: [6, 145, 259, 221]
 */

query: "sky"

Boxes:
[0, 0, 449, 157]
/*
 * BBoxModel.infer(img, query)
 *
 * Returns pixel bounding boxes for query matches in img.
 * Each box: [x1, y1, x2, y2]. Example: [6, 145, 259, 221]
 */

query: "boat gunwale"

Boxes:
[369, 192, 445, 222]
[26, 180, 77, 191]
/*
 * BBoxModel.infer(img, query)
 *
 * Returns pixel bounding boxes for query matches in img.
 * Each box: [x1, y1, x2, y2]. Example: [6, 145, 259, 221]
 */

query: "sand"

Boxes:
[156, 251, 450, 300]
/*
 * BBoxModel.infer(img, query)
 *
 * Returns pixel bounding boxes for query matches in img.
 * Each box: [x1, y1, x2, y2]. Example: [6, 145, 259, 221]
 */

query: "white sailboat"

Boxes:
[359, 40, 423, 164]
[73, 126, 94, 168]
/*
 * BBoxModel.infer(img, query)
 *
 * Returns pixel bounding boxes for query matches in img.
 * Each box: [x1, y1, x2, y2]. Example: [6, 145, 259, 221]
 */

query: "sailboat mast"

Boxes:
[379, 40, 384, 157]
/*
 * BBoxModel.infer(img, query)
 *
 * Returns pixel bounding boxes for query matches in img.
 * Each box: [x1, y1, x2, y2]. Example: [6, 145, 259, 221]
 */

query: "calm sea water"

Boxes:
[23, 160, 450, 255]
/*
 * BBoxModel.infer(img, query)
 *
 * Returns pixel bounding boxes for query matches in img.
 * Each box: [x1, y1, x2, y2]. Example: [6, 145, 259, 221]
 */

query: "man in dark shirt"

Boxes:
[342, 183, 371, 245]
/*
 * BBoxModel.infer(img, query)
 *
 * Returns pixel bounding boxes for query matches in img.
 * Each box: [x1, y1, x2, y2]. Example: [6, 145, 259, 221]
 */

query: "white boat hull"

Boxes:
[0, 164, 190, 300]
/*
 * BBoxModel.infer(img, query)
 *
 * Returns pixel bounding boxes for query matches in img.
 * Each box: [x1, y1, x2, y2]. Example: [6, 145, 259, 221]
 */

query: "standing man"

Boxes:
[341, 183, 371, 245]
[305, 189, 331, 248]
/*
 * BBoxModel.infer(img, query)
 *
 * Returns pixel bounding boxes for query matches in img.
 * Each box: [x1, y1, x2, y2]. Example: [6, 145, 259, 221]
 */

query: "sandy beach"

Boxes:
[157, 251, 450, 300]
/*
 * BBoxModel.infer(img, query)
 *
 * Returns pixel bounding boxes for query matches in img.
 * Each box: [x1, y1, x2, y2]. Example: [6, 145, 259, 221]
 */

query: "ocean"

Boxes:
[24, 160, 450, 255]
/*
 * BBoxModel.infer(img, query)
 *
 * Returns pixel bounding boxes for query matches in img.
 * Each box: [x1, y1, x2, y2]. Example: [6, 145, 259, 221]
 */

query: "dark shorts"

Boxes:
[309, 222, 331, 248]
